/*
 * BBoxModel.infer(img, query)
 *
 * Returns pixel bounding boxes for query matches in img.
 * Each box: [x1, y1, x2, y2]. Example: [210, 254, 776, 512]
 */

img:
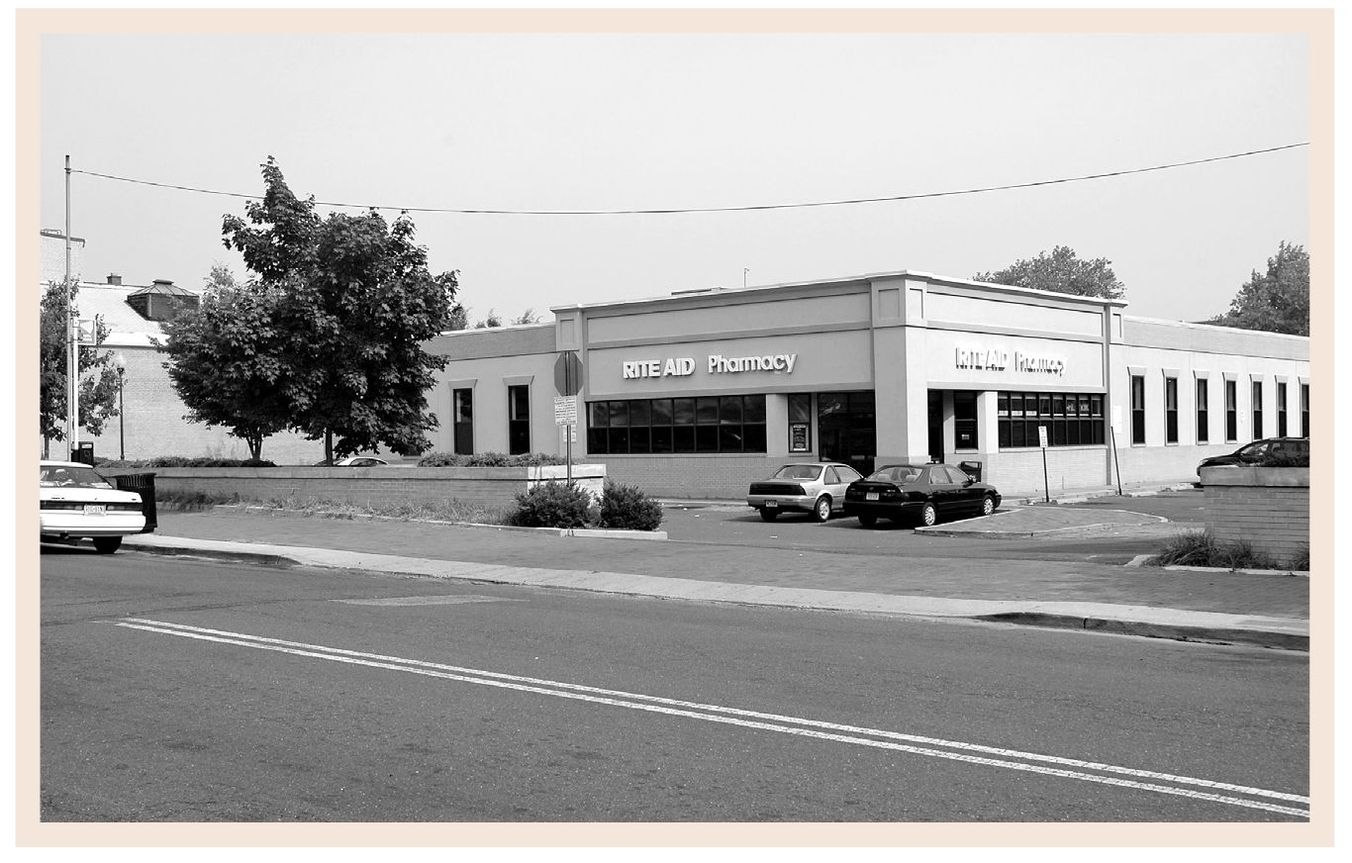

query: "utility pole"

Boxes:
[65, 155, 79, 461]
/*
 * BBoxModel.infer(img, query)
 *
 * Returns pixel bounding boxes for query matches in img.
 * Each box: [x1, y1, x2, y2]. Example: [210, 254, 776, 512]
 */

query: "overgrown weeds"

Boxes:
[1147, 529, 1304, 571]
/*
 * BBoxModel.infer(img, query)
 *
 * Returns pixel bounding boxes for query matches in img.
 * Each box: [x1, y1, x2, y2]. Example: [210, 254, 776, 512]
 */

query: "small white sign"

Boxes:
[1038, 425, 1049, 448]
[77, 318, 97, 345]
[554, 396, 578, 426]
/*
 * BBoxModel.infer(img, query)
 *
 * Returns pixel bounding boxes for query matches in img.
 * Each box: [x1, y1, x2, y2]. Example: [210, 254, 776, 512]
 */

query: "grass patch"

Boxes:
[227, 495, 513, 526]
[156, 490, 242, 511]
[1146, 529, 1302, 571]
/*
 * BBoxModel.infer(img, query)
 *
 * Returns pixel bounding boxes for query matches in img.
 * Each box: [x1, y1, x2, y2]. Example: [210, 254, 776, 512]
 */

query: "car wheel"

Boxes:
[759, 508, 779, 522]
[980, 495, 996, 516]
[858, 514, 877, 528]
[92, 536, 122, 554]
[918, 502, 938, 527]
[813, 496, 832, 522]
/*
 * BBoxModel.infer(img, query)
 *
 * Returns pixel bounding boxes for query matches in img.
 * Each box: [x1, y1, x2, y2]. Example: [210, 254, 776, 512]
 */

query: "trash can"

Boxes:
[113, 472, 157, 533]
[73, 442, 95, 465]
[959, 460, 983, 483]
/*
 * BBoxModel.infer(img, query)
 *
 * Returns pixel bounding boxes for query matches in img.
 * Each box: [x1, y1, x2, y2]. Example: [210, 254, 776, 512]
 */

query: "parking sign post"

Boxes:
[1038, 425, 1050, 503]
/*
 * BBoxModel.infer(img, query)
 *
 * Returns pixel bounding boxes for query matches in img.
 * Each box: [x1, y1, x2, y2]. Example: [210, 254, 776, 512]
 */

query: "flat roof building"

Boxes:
[425, 270, 1309, 499]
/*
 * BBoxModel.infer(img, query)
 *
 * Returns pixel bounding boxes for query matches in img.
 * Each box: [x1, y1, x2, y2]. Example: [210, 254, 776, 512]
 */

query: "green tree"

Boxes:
[474, 308, 503, 329]
[1207, 241, 1309, 336]
[39, 280, 120, 457]
[220, 157, 459, 462]
[974, 245, 1125, 300]
[160, 265, 294, 461]
[511, 308, 543, 325]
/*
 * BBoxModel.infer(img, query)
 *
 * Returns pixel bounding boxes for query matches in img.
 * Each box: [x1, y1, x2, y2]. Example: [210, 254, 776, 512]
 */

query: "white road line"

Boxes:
[113, 617, 1309, 818]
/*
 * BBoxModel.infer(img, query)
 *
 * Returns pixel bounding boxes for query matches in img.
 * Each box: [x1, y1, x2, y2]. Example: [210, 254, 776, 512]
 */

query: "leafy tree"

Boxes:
[446, 304, 469, 331]
[219, 157, 459, 462]
[974, 245, 1125, 300]
[474, 308, 503, 329]
[511, 308, 543, 325]
[1207, 241, 1309, 336]
[160, 266, 295, 461]
[38, 280, 120, 457]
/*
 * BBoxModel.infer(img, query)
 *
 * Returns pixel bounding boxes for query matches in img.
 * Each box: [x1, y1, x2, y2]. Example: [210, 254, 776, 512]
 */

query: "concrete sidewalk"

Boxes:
[118, 496, 1309, 652]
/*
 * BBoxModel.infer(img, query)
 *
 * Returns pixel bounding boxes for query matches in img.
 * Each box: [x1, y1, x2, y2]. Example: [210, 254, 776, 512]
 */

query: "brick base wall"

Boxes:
[1201, 466, 1310, 561]
[100, 465, 607, 510]
[597, 454, 797, 499]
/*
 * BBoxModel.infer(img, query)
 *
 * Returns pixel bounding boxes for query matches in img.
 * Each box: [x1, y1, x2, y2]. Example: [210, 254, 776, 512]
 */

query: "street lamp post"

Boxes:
[113, 352, 126, 460]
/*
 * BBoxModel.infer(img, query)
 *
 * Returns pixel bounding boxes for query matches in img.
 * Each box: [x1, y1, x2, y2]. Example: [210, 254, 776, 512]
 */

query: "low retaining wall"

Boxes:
[1200, 465, 1309, 562]
[100, 464, 607, 509]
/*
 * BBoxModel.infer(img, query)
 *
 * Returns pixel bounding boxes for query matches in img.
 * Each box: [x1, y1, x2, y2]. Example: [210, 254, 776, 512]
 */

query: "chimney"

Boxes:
[107, 273, 122, 286]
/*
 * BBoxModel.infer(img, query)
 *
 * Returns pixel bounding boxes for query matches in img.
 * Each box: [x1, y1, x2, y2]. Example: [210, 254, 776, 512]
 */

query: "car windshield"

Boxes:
[41, 465, 114, 489]
[868, 466, 923, 484]
[772, 465, 822, 481]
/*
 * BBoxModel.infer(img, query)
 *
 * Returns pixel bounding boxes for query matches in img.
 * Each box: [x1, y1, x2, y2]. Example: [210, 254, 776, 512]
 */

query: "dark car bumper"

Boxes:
[842, 500, 924, 519]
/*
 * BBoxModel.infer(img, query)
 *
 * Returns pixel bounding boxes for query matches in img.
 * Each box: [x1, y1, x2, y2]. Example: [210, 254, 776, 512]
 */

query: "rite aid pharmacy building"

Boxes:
[424, 271, 1309, 499]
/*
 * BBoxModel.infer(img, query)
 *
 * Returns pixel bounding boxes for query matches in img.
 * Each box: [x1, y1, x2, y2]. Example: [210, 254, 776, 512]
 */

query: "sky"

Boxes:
[36, 22, 1312, 326]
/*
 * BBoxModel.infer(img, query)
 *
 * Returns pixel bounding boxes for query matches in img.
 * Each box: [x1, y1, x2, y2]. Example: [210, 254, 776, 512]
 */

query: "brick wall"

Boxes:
[101, 465, 607, 510]
[979, 447, 1111, 497]
[1201, 466, 1310, 561]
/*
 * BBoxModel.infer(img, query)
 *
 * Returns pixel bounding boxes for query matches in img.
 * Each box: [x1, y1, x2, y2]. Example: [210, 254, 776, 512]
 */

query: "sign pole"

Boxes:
[1038, 424, 1050, 503]
[66, 154, 79, 461]
[565, 355, 573, 485]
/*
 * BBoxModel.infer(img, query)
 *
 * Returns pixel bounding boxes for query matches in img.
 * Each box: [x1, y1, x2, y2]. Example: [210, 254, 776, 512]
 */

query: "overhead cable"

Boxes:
[70, 142, 1308, 216]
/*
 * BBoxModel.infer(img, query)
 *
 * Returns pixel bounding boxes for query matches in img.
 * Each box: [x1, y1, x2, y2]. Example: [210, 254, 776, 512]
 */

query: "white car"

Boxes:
[315, 456, 389, 467]
[746, 462, 865, 522]
[40, 460, 146, 553]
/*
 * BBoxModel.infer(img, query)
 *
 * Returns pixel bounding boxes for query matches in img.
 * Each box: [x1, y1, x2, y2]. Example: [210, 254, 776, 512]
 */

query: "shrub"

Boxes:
[1288, 545, 1310, 572]
[417, 451, 567, 468]
[1148, 530, 1281, 570]
[508, 481, 595, 528]
[1261, 451, 1309, 468]
[96, 457, 277, 468]
[597, 482, 663, 531]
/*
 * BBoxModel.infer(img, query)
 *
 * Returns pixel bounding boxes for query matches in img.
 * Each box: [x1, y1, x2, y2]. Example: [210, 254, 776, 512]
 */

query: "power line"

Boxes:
[71, 142, 1307, 217]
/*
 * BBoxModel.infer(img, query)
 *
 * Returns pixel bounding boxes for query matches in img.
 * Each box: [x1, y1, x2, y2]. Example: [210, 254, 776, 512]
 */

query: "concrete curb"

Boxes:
[120, 534, 1307, 651]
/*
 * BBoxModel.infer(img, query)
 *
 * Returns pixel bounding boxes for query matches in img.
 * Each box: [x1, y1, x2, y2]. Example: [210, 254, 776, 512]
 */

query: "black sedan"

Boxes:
[843, 463, 1001, 528]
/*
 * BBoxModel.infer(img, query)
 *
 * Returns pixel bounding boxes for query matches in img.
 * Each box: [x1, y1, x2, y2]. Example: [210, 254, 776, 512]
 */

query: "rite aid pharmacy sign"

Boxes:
[954, 346, 1065, 377]
[622, 353, 799, 380]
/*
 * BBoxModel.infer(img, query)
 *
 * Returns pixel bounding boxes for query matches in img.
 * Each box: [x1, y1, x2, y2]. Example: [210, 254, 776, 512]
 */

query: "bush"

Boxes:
[508, 481, 595, 528]
[597, 482, 663, 531]
[417, 451, 567, 468]
[1148, 530, 1281, 570]
[97, 457, 277, 468]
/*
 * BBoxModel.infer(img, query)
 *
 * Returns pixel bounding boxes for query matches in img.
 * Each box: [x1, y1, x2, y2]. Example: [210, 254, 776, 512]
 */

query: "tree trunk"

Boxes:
[324, 428, 333, 464]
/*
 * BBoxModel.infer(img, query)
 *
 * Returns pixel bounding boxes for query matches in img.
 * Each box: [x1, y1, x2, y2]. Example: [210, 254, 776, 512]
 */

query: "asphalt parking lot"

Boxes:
[656, 489, 1209, 564]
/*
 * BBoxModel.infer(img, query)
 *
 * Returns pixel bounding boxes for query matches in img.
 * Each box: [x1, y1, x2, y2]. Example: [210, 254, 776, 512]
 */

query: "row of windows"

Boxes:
[1132, 377, 1309, 446]
[587, 396, 768, 454]
[997, 391, 1106, 449]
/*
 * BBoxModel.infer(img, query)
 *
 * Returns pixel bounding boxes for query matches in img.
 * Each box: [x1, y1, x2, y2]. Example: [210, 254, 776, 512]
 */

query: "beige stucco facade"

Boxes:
[426, 271, 1311, 499]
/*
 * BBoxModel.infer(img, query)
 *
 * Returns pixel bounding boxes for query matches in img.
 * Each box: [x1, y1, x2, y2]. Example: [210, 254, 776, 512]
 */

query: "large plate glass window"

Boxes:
[997, 390, 1104, 449]
[586, 395, 768, 454]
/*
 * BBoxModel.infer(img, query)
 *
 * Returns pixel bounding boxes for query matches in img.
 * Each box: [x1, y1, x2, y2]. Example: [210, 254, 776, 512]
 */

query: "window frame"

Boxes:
[452, 387, 474, 455]
[507, 384, 531, 455]
[1195, 378, 1209, 445]
[1164, 376, 1178, 444]
[1130, 375, 1146, 445]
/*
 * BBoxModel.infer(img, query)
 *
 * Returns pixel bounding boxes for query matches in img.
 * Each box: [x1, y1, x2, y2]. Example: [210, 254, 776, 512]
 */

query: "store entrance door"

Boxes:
[818, 391, 876, 476]
[927, 390, 944, 464]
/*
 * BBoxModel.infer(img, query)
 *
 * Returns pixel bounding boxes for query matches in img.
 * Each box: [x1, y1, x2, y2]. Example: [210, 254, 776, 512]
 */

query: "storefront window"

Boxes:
[1164, 377, 1178, 444]
[787, 393, 812, 453]
[1277, 382, 1288, 437]
[1130, 375, 1146, 445]
[507, 385, 530, 455]
[1225, 379, 1238, 442]
[954, 391, 978, 451]
[587, 395, 767, 455]
[1196, 379, 1209, 444]
[1252, 380, 1264, 440]
[998, 390, 1105, 450]
[453, 388, 474, 455]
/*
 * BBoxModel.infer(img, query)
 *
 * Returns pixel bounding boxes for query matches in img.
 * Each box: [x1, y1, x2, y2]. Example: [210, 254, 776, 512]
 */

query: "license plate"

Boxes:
[83, 504, 106, 516]
[765, 500, 778, 508]
[866, 492, 879, 501]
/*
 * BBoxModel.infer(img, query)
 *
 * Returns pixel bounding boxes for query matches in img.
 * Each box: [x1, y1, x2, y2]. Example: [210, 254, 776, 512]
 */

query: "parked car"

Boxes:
[1196, 437, 1308, 476]
[314, 456, 388, 467]
[746, 462, 865, 522]
[843, 463, 1002, 528]
[39, 460, 147, 553]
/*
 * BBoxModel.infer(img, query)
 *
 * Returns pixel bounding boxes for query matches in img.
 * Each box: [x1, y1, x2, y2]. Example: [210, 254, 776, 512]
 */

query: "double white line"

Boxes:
[115, 617, 1309, 819]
